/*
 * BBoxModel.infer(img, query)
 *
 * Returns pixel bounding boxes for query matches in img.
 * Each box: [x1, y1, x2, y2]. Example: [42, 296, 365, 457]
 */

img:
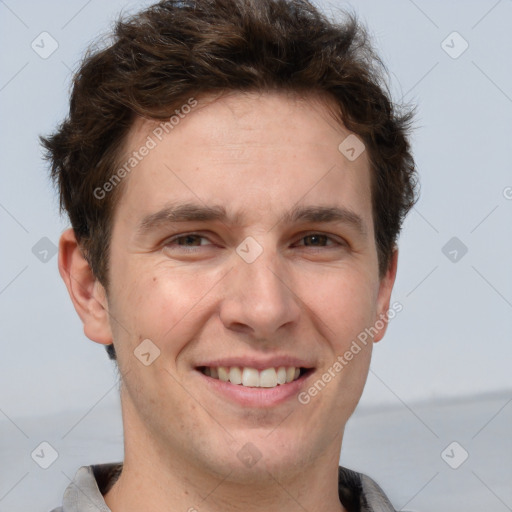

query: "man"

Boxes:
[42, 0, 418, 510]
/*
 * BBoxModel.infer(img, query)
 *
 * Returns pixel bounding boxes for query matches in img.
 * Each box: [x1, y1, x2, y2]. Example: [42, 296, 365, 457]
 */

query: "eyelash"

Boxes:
[163, 232, 346, 251]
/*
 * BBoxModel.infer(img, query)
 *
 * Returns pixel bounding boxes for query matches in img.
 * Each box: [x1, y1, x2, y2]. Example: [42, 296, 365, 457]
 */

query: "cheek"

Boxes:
[109, 260, 219, 350]
[299, 265, 378, 349]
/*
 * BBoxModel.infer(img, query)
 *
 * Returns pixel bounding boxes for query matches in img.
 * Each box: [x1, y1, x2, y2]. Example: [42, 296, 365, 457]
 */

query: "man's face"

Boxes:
[99, 91, 396, 480]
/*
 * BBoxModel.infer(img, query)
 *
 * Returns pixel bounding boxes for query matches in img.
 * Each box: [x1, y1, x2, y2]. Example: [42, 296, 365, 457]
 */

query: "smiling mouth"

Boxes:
[196, 366, 313, 388]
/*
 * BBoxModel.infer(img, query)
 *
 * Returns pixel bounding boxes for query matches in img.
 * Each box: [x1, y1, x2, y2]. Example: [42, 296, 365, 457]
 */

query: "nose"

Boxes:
[219, 246, 301, 339]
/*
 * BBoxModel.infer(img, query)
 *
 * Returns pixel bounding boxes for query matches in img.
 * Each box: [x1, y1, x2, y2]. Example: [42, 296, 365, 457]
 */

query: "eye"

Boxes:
[164, 233, 212, 249]
[294, 232, 345, 248]
[161, 231, 346, 254]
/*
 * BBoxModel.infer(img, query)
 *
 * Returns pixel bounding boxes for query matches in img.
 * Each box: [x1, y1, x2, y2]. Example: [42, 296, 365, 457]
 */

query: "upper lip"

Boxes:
[195, 356, 315, 372]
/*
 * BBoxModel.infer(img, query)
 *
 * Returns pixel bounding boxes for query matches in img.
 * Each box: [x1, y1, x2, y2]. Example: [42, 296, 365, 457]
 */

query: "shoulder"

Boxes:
[47, 462, 122, 512]
[338, 466, 397, 512]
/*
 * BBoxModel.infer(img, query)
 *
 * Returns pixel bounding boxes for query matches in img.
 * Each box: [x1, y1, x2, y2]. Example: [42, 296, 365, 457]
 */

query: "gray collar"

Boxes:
[52, 462, 396, 512]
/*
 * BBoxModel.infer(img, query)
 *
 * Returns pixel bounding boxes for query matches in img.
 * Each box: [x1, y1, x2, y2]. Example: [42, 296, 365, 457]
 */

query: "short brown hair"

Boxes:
[41, 0, 419, 361]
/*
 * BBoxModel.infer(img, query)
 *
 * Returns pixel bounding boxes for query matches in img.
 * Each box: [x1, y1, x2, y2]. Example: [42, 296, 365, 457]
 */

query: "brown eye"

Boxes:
[175, 234, 205, 246]
[302, 234, 330, 247]
[164, 233, 212, 250]
[296, 233, 343, 248]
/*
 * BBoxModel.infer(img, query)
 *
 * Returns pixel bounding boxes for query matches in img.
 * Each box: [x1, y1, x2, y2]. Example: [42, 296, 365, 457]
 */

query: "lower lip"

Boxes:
[195, 369, 314, 407]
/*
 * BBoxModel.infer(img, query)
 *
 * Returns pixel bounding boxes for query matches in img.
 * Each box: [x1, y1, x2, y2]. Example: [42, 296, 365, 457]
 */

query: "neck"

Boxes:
[105, 458, 347, 512]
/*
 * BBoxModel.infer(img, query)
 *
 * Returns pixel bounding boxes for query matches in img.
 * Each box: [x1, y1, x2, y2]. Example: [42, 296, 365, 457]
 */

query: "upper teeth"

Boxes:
[202, 366, 301, 387]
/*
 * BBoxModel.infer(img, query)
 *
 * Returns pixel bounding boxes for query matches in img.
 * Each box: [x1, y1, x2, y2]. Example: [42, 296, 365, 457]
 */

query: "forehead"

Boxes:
[113, 90, 373, 233]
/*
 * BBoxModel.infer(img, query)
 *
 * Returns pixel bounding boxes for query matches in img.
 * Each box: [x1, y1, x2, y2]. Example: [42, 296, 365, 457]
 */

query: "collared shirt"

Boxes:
[49, 462, 397, 512]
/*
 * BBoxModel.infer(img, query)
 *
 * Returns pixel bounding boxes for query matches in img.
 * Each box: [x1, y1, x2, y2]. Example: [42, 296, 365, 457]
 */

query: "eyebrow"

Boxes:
[136, 202, 368, 237]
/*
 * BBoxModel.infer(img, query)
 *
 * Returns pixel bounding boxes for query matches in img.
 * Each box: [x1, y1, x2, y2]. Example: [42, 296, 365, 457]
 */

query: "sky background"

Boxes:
[0, 0, 511, 421]
[1, 1, 511, 511]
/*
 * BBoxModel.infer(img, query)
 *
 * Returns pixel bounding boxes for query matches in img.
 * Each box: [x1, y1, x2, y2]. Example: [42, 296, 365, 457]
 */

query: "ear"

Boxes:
[58, 228, 113, 345]
[372, 246, 399, 343]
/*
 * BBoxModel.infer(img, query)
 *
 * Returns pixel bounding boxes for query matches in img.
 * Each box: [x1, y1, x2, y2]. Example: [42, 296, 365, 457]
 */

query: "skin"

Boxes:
[59, 90, 398, 512]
